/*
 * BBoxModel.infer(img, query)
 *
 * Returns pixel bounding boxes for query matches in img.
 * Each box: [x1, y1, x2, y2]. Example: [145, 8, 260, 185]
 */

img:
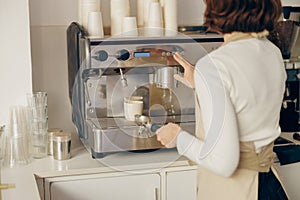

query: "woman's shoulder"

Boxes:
[197, 37, 281, 66]
[194, 46, 232, 72]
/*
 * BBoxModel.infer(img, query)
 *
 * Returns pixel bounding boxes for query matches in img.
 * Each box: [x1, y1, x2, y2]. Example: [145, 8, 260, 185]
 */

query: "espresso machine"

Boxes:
[67, 22, 223, 158]
[269, 6, 300, 132]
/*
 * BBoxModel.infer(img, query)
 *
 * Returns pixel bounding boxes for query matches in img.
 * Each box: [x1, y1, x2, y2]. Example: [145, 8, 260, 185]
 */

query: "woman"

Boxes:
[156, 0, 288, 199]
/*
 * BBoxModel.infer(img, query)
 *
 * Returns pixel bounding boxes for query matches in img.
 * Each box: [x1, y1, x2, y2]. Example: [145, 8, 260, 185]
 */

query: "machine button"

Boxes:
[94, 50, 108, 61]
[116, 49, 130, 61]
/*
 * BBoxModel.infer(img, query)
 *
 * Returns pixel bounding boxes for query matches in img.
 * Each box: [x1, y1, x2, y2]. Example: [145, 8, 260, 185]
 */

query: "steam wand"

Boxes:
[119, 68, 128, 87]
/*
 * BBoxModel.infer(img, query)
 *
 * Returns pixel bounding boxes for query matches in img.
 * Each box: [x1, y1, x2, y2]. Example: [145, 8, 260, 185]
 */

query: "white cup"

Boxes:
[143, 0, 156, 27]
[87, 11, 104, 38]
[124, 98, 143, 121]
[144, 2, 163, 36]
[122, 17, 138, 37]
[164, 0, 178, 36]
[79, 0, 101, 30]
[111, 0, 130, 36]
[148, 2, 163, 27]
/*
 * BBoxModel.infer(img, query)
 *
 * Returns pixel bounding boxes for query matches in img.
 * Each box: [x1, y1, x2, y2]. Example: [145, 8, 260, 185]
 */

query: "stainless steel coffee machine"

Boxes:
[67, 22, 223, 158]
[269, 6, 300, 132]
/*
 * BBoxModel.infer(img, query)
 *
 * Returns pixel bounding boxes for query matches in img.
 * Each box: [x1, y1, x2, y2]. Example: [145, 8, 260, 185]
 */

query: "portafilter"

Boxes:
[134, 114, 162, 134]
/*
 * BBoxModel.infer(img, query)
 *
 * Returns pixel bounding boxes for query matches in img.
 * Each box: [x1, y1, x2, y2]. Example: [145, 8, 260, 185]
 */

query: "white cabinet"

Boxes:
[42, 166, 197, 200]
[165, 170, 197, 200]
[45, 173, 160, 200]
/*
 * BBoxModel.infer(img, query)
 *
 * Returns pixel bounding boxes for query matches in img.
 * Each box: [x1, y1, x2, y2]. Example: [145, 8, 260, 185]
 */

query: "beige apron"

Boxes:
[191, 33, 288, 199]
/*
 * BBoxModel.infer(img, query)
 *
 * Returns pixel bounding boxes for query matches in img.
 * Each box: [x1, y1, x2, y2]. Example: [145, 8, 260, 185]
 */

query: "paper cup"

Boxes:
[144, 2, 163, 36]
[87, 11, 104, 38]
[124, 98, 143, 121]
[143, 0, 156, 27]
[79, 0, 101, 30]
[148, 2, 163, 27]
[111, 0, 130, 36]
[122, 17, 138, 37]
[164, 0, 178, 36]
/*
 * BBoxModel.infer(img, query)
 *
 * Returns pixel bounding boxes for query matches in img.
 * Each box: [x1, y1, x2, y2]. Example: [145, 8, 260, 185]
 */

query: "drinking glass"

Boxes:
[27, 92, 48, 158]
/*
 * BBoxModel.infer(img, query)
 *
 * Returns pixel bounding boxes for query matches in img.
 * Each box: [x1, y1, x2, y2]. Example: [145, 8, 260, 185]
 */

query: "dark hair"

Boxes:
[203, 0, 282, 33]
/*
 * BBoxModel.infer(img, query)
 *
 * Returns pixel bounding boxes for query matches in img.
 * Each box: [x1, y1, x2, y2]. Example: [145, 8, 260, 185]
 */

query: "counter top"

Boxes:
[2, 132, 299, 200]
[0, 137, 193, 200]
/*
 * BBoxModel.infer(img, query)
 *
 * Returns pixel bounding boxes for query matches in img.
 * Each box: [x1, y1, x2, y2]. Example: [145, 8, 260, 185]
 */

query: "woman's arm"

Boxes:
[156, 54, 240, 177]
[177, 55, 240, 177]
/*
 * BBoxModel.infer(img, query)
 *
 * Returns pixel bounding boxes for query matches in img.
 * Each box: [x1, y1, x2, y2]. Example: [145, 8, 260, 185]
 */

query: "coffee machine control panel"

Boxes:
[92, 45, 185, 64]
[93, 49, 131, 61]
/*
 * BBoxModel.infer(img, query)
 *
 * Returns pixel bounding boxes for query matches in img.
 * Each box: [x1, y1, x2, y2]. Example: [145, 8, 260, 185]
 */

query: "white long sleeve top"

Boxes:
[176, 37, 287, 177]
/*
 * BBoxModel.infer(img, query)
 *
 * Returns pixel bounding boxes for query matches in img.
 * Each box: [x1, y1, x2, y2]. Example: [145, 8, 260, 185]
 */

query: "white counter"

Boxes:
[2, 132, 300, 200]
[1, 137, 192, 200]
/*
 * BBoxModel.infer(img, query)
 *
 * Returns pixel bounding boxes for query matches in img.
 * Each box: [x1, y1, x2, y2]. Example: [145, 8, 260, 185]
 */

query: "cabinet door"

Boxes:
[47, 173, 160, 200]
[166, 170, 197, 200]
[275, 163, 300, 200]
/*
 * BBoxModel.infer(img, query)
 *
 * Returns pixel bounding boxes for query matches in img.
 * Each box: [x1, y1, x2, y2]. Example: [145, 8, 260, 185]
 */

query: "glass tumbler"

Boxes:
[27, 92, 49, 158]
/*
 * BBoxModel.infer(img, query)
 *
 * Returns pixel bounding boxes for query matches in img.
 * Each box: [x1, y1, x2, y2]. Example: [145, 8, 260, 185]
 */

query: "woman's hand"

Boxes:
[173, 53, 195, 88]
[156, 123, 181, 148]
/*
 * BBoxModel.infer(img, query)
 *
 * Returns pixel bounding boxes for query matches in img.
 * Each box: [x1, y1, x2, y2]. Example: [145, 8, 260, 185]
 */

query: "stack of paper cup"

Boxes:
[111, 0, 130, 36]
[78, 0, 101, 30]
[122, 17, 138, 37]
[164, 0, 178, 36]
[87, 11, 104, 38]
[143, 0, 156, 27]
[145, 2, 163, 36]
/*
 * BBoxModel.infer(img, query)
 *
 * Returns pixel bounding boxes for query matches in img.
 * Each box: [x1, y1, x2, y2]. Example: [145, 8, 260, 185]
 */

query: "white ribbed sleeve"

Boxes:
[176, 54, 239, 177]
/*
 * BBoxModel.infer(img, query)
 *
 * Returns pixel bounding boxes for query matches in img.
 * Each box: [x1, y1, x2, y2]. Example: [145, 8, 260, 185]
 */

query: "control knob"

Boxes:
[116, 49, 130, 61]
[93, 50, 108, 61]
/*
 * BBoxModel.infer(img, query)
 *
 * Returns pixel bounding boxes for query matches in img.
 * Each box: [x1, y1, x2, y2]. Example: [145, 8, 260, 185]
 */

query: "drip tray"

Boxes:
[88, 115, 195, 129]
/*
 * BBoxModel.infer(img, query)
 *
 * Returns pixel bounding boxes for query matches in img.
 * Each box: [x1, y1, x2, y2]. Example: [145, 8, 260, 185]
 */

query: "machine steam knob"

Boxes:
[116, 49, 130, 61]
[94, 50, 108, 61]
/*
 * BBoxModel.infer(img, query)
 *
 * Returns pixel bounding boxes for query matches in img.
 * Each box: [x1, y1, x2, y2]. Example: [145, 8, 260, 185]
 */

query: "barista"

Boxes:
[155, 0, 288, 199]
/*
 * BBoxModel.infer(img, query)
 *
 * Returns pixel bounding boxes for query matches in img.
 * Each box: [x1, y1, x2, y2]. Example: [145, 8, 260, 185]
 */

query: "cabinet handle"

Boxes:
[0, 183, 15, 200]
[155, 187, 158, 200]
[0, 184, 15, 190]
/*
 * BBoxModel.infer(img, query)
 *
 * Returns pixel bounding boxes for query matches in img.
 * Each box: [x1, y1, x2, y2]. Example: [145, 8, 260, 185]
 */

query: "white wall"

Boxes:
[29, 0, 205, 26]
[0, 0, 32, 125]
